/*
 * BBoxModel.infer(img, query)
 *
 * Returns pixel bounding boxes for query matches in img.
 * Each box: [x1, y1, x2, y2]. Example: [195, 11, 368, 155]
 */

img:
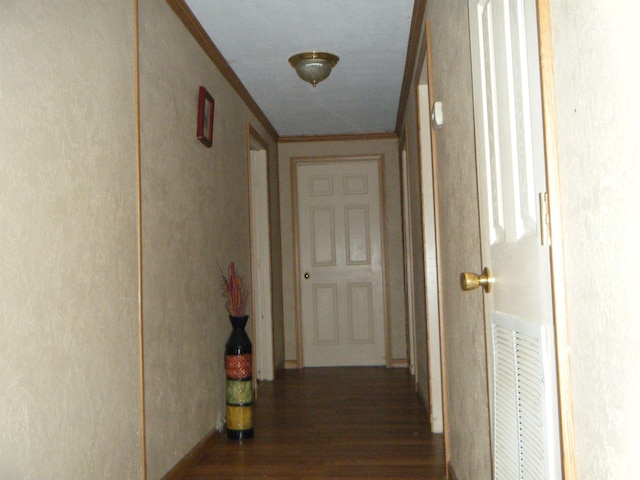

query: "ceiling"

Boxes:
[184, 0, 416, 138]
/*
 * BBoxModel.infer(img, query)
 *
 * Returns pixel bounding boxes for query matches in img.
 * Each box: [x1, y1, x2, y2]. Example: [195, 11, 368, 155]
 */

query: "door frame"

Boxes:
[290, 154, 391, 368]
[398, 135, 417, 379]
[536, 0, 576, 476]
[247, 124, 274, 381]
[416, 40, 445, 434]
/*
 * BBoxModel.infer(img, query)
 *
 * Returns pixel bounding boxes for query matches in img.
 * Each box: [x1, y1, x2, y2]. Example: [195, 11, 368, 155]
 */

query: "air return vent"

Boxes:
[491, 314, 554, 479]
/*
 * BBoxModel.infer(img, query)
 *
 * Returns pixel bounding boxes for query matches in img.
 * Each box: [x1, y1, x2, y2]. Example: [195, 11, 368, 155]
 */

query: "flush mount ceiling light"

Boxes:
[288, 52, 339, 87]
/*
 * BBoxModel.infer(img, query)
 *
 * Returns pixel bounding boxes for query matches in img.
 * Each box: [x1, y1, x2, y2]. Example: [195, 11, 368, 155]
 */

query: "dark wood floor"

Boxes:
[180, 367, 446, 479]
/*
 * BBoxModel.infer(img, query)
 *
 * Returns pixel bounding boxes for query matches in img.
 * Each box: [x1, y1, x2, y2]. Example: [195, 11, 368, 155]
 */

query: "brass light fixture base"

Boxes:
[288, 51, 339, 87]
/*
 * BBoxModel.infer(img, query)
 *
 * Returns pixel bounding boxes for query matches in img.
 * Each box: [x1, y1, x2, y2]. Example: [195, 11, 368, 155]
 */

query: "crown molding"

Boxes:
[279, 132, 398, 144]
[166, 0, 279, 143]
[395, 0, 427, 134]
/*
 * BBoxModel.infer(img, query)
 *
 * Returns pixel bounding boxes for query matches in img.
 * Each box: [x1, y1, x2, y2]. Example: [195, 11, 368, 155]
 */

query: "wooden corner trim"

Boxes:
[536, 0, 576, 478]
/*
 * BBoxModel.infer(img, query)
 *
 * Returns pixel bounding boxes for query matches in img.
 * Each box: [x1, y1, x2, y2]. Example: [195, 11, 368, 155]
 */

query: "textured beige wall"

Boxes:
[550, 1, 640, 477]
[278, 139, 407, 364]
[424, 2, 492, 478]
[0, 2, 142, 479]
[138, 1, 278, 479]
[1, 1, 281, 479]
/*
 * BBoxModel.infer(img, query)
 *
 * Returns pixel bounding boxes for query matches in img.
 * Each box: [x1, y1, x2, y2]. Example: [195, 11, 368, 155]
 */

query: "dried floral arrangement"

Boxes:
[219, 261, 249, 317]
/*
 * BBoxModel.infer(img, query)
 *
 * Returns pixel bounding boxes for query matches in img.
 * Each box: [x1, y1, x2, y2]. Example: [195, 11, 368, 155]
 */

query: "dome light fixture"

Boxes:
[288, 51, 339, 87]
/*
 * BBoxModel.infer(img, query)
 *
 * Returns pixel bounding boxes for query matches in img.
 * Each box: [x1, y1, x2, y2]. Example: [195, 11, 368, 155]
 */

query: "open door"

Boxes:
[248, 126, 274, 381]
[466, 1, 561, 478]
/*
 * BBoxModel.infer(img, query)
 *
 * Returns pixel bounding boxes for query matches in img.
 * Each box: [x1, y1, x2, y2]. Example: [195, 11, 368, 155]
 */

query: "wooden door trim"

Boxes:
[536, 1, 576, 478]
[290, 154, 391, 368]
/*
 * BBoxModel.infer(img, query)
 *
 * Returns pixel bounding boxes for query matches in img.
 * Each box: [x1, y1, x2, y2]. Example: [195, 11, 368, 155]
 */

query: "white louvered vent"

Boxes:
[491, 314, 549, 480]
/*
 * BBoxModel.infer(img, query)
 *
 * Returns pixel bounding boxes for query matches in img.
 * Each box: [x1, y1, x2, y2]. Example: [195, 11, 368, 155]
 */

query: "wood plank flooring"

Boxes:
[180, 367, 445, 479]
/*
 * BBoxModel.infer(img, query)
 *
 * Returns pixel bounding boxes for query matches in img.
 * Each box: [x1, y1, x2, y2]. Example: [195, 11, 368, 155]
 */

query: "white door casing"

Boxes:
[294, 158, 386, 367]
[468, 0, 561, 478]
[418, 74, 444, 433]
[400, 146, 417, 378]
[248, 136, 273, 381]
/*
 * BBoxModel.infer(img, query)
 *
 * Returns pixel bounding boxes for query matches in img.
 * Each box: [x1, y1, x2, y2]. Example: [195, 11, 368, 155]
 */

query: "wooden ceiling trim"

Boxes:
[166, 0, 279, 142]
[279, 132, 398, 144]
[394, 0, 427, 134]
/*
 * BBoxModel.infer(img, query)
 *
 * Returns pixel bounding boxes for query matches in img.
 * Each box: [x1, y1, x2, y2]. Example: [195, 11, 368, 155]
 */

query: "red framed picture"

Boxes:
[196, 86, 215, 147]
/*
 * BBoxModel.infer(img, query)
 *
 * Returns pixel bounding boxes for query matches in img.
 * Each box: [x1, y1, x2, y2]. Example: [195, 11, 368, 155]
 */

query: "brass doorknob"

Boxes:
[460, 267, 493, 293]
[304, 272, 310, 279]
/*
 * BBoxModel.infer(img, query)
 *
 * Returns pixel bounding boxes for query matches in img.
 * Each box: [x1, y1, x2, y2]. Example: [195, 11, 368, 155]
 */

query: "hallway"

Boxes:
[179, 367, 445, 479]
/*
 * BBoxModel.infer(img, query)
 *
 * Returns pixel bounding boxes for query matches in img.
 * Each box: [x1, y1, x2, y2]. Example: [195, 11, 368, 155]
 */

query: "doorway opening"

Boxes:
[247, 125, 274, 381]
[291, 155, 389, 368]
[415, 28, 444, 433]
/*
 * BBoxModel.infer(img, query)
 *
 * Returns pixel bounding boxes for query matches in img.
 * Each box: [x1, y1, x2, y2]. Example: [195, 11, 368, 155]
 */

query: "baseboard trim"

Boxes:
[391, 358, 408, 368]
[160, 427, 220, 480]
[417, 381, 429, 411]
[448, 462, 459, 480]
[284, 360, 299, 369]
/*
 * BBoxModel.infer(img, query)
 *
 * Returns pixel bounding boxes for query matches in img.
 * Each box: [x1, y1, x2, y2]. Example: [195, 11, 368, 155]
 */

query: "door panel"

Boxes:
[311, 206, 336, 265]
[296, 159, 385, 367]
[345, 206, 371, 264]
[347, 283, 374, 343]
[313, 284, 338, 344]
[468, 0, 561, 478]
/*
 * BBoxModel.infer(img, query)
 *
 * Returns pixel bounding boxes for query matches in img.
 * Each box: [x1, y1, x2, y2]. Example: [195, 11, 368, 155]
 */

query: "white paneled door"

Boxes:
[467, 0, 561, 478]
[295, 158, 386, 367]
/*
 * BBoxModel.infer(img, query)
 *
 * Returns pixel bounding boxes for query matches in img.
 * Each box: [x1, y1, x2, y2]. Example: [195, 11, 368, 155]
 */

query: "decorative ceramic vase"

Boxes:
[225, 315, 254, 440]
